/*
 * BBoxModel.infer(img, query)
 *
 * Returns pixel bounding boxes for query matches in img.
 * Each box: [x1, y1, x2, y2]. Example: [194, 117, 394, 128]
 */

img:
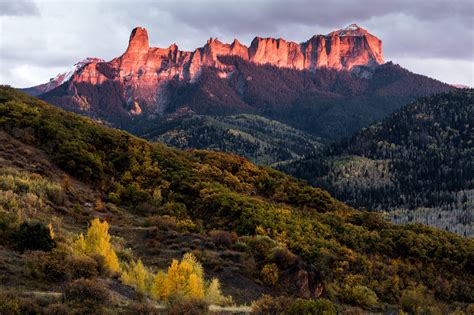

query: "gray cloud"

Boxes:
[0, 0, 39, 16]
[0, 0, 472, 87]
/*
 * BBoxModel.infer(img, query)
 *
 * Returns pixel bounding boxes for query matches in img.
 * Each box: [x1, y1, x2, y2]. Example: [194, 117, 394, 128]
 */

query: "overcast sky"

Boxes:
[1, 0, 473, 88]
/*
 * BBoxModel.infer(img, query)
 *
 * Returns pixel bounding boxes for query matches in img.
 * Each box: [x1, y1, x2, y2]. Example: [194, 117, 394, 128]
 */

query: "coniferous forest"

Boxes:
[279, 90, 473, 236]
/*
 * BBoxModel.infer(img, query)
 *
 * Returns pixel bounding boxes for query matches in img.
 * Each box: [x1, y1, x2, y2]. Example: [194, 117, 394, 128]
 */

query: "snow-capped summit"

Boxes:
[332, 24, 369, 37]
[22, 57, 105, 96]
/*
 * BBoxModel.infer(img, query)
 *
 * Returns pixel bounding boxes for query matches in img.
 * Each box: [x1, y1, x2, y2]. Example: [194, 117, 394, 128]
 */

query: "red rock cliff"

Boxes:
[42, 24, 384, 115]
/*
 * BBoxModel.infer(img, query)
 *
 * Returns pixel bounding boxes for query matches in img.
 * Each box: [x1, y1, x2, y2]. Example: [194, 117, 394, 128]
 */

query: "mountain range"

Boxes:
[25, 24, 451, 144]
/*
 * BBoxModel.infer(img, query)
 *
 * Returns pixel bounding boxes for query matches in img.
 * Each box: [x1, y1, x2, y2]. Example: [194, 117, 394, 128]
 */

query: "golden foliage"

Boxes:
[261, 263, 279, 285]
[121, 259, 150, 295]
[148, 253, 227, 304]
[73, 218, 120, 273]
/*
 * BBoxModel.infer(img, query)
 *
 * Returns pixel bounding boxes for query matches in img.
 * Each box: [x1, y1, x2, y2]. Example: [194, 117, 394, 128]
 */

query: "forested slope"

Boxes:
[1, 87, 473, 312]
[280, 90, 473, 236]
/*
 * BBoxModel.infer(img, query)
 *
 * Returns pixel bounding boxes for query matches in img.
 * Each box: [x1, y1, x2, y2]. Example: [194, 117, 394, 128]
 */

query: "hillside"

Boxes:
[0, 87, 473, 313]
[280, 90, 473, 236]
[138, 113, 322, 166]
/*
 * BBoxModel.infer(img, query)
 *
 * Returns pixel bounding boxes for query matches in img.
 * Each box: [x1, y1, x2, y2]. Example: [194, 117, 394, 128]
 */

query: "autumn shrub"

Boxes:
[271, 246, 297, 268]
[209, 230, 234, 248]
[251, 295, 292, 315]
[341, 285, 379, 309]
[242, 235, 278, 261]
[144, 215, 177, 230]
[167, 299, 209, 315]
[159, 202, 188, 218]
[0, 294, 21, 315]
[68, 254, 99, 280]
[43, 303, 71, 315]
[28, 250, 69, 281]
[261, 263, 279, 285]
[0, 293, 43, 315]
[288, 298, 337, 315]
[400, 286, 435, 314]
[14, 221, 55, 252]
[64, 279, 109, 306]
[177, 218, 200, 233]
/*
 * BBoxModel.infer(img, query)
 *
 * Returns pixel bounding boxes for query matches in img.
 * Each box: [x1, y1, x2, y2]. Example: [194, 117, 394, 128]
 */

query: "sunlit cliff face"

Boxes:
[39, 24, 384, 115]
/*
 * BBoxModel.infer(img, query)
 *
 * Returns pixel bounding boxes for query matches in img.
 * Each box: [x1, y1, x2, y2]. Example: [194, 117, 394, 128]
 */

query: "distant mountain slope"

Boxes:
[1, 87, 473, 309]
[138, 114, 322, 165]
[160, 58, 452, 141]
[280, 90, 473, 236]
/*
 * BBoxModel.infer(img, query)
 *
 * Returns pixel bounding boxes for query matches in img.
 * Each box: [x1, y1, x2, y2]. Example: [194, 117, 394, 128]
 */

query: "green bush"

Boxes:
[252, 295, 292, 315]
[341, 285, 379, 309]
[0, 294, 21, 315]
[288, 298, 337, 315]
[14, 221, 55, 252]
[0, 293, 42, 315]
[400, 286, 435, 314]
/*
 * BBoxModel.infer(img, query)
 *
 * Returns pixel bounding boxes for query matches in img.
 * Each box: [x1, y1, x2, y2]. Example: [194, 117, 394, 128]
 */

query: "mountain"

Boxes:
[279, 90, 474, 236]
[21, 58, 105, 97]
[24, 25, 452, 143]
[138, 113, 322, 166]
[1, 86, 473, 312]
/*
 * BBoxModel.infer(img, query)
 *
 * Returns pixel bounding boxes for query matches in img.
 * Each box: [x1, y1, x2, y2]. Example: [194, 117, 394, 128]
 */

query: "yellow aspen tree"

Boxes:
[73, 233, 87, 254]
[188, 273, 205, 299]
[205, 278, 226, 305]
[166, 259, 188, 296]
[73, 218, 120, 273]
[121, 259, 150, 295]
[151, 271, 169, 300]
[182, 253, 204, 279]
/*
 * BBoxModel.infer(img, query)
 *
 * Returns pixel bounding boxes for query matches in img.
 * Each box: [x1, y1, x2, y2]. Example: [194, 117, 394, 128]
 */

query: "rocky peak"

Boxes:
[125, 27, 149, 54]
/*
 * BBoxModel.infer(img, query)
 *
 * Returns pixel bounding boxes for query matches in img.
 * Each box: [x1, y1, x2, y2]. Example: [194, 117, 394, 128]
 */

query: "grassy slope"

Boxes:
[0, 86, 473, 310]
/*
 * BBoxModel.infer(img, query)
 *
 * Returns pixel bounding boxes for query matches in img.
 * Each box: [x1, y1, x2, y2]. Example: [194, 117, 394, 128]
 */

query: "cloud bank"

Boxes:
[0, 0, 472, 87]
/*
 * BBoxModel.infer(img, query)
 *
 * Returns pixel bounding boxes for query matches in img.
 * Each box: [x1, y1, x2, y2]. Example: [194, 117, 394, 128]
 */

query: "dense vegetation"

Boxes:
[139, 113, 322, 166]
[141, 59, 451, 142]
[280, 90, 473, 236]
[1, 86, 473, 312]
